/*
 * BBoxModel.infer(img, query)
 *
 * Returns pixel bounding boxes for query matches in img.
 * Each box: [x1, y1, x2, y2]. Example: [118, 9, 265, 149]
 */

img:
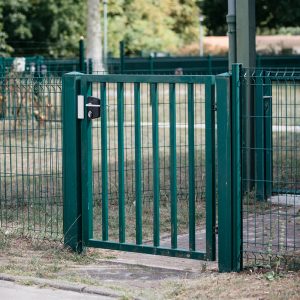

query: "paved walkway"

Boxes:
[148, 194, 300, 259]
[0, 280, 114, 300]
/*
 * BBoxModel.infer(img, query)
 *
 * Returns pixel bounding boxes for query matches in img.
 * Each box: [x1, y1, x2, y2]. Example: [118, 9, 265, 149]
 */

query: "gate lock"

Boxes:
[86, 96, 101, 119]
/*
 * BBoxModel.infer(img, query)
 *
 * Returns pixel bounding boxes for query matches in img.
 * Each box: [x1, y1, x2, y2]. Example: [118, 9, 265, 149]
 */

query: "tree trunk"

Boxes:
[86, 0, 103, 73]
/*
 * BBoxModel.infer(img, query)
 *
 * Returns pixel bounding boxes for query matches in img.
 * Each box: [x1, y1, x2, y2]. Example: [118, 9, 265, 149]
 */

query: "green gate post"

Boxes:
[62, 72, 84, 253]
[216, 63, 242, 272]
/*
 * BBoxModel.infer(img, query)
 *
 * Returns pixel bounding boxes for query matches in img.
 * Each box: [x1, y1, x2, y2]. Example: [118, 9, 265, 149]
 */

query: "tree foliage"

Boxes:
[0, 0, 200, 57]
[1, 0, 86, 57]
[198, 0, 300, 36]
[107, 0, 199, 56]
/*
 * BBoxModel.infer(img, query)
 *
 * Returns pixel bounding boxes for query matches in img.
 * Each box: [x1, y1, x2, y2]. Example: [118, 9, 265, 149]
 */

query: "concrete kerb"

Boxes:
[0, 273, 123, 299]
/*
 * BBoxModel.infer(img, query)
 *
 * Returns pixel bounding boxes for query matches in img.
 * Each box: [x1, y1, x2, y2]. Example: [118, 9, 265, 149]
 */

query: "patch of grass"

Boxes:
[0, 233, 117, 280]
[163, 271, 300, 300]
[92, 199, 205, 243]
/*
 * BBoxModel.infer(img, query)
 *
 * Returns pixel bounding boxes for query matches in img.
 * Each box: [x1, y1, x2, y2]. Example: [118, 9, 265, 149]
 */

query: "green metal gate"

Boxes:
[63, 73, 217, 261]
[62, 71, 246, 272]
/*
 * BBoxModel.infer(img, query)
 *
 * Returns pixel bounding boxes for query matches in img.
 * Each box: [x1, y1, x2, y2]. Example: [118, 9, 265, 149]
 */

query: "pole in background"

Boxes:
[227, 0, 236, 70]
[199, 15, 204, 56]
[236, 0, 256, 191]
[86, 0, 104, 73]
[79, 36, 85, 73]
[103, 0, 108, 71]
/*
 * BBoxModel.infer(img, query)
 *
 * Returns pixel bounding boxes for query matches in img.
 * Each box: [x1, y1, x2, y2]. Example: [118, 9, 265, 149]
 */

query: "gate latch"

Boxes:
[86, 96, 101, 119]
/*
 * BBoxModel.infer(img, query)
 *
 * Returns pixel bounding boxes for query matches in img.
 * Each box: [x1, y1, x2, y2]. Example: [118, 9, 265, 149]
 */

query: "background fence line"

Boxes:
[1, 54, 300, 77]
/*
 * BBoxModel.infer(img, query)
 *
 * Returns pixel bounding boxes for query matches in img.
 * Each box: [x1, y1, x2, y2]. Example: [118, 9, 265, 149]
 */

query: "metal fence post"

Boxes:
[217, 64, 242, 272]
[88, 58, 93, 74]
[120, 40, 125, 74]
[79, 37, 85, 73]
[62, 72, 84, 253]
[264, 73, 273, 197]
[208, 55, 212, 75]
[149, 55, 154, 74]
[255, 70, 273, 200]
[232, 64, 242, 271]
[255, 71, 266, 200]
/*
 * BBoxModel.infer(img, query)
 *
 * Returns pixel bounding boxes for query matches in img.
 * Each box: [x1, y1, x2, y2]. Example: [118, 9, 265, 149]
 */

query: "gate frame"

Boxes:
[62, 71, 242, 272]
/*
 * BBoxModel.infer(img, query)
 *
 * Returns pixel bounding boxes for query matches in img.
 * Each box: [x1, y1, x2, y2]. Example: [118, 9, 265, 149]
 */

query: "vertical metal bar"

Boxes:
[120, 41, 125, 74]
[151, 82, 160, 247]
[216, 73, 232, 272]
[264, 75, 273, 197]
[81, 79, 93, 243]
[255, 71, 265, 200]
[134, 82, 143, 245]
[79, 37, 85, 73]
[232, 64, 242, 271]
[205, 78, 216, 260]
[117, 82, 125, 243]
[62, 73, 83, 253]
[188, 83, 195, 251]
[208, 55, 212, 75]
[88, 58, 93, 74]
[101, 82, 109, 241]
[169, 83, 177, 249]
[149, 55, 154, 74]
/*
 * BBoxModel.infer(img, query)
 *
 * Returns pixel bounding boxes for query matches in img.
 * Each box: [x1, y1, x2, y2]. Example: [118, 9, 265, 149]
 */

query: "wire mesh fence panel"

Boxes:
[0, 73, 63, 238]
[241, 69, 300, 269]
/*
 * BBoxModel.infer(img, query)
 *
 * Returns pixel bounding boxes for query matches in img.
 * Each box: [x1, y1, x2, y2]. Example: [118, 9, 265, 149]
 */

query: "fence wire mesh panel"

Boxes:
[0, 73, 63, 238]
[241, 69, 300, 269]
[80, 75, 216, 260]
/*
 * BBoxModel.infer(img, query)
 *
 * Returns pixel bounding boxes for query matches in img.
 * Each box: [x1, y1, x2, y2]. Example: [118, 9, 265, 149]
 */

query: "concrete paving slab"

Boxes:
[0, 280, 114, 300]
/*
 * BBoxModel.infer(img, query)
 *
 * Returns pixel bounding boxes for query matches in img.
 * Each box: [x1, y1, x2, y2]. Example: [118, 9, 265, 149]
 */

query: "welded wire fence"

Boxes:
[0, 73, 63, 238]
[0, 63, 299, 271]
[241, 68, 300, 269]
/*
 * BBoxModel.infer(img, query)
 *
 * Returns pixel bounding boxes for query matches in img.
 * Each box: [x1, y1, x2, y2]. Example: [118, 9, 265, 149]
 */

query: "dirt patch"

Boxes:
[0, 234, 299, 299]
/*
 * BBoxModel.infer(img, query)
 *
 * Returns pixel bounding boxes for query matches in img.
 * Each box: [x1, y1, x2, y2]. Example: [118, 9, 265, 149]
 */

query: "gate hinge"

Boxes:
[212, 104, 217, 111]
